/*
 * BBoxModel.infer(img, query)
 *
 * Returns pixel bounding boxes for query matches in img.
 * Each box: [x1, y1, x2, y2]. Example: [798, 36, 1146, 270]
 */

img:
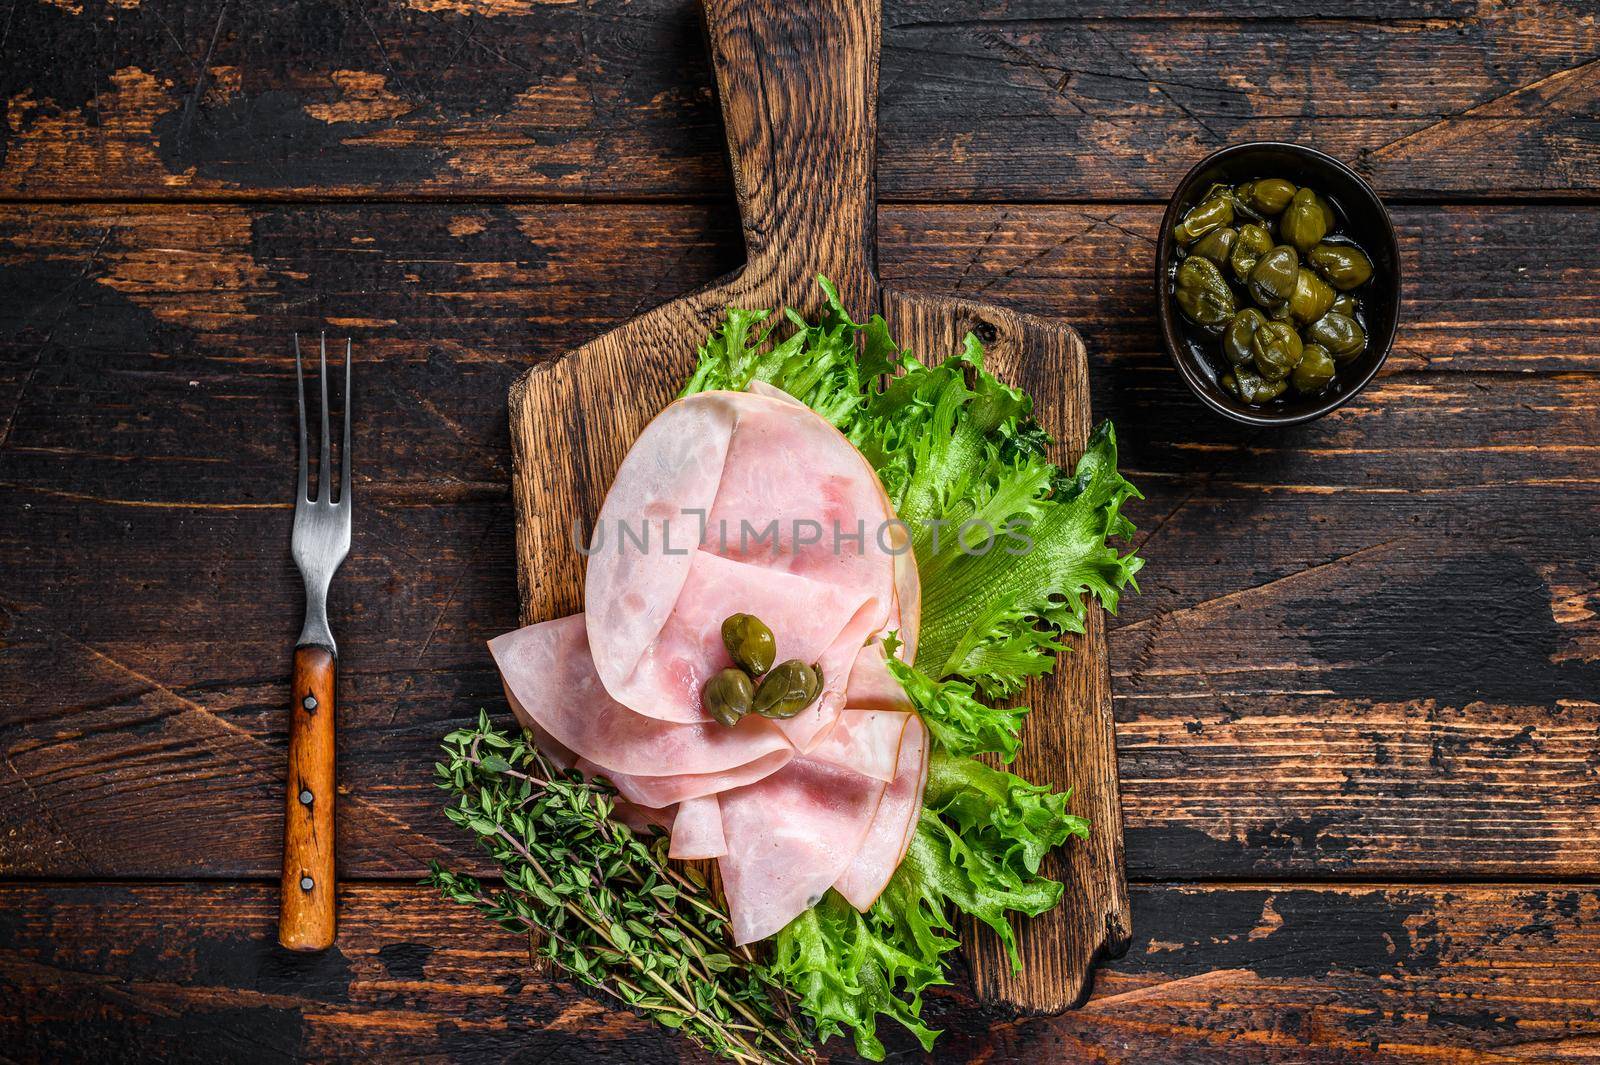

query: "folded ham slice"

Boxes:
[668, 794, 727, 860]
[571, 751, 792, 809]
[807, 709, 914, 782]
[716, 755, 890, 944]
[585, 391, 900, 748]
[844, 639, 915, 714]
[834, 715, 929, 909]
[717, 710, 928, 942]
[746, 381, 921, 663]
[488, 615, 794, 808]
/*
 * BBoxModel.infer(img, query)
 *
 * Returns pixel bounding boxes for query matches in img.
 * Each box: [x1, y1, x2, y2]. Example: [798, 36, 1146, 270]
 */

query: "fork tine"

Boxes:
[318, 332, 332, 503]
[295, 335, 309, 503]
[340, 338, 352, 506]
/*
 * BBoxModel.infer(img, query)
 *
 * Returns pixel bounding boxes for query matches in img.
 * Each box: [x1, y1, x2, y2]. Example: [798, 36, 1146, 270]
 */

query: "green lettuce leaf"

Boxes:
[682, 279, 1142, 756]
[771, 892, 945, 1061]
[773, 751, 1087, 1059]
[686, 279, 1140, 1058]
[883, 652, 1027, 761]
[916, 420, 1143, 695]
[923, 748, 1090, 880]
[677, 276, 894, 430]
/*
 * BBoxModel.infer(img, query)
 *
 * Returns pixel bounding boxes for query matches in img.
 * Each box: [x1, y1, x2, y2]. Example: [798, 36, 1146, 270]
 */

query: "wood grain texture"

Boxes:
[3, 0, 1599, 1053]
[881, 290, 1127, 1011]
[4, 880, 1600, 1063]
[280, 645, 337, 952]
[2, 0, 1597, 201]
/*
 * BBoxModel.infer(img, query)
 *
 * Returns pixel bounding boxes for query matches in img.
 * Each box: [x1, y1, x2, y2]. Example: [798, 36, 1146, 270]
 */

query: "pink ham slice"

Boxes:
[891, 547, 921, 662]
[717, 756, 891, 945]
[807, 709, 913, 782]
[604, 549, 871, 730]
[834, 715, 929, 909]
[585, 391, 901, 748]
[490, 387, 931, 943]
[844, 640, 915, 714]
[745, 381, 921, 664]
[571, 751, 792, 809]
[668, 794, 727, 860]
[488, 615, 794, 808]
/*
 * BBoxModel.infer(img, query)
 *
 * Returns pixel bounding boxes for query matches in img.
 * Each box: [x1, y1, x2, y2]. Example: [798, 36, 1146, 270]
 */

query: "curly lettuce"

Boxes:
[772, 752, 1089, 1059]
[684, 278, 1138, 1059]
[684, 277, 1143, 757]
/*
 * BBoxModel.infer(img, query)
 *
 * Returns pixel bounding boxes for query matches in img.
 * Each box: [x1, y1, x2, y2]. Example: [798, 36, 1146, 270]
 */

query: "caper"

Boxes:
[1286, 267, 1336, 324]
[721, 613, 776, 676]
[1305, 312, 1367, 363]
[1222, 308, 1268, 367]
[1172, 194, 1234, 246]
[1229, 224, 1274, 283]
[1226, 365, 1288, 404]
[1291, 343, 1337, 394]
[1306, 242, 1374, 290]
[1330, 292, 1358, 317]
[751, 660, 822, 719]
[1190, 226, 1237, 265]
[1247, 245, 1300, 311]
[1250, 320, 1304, 381]
[1174, 255, 1237, 330]
[703, 668, 753, 728]
[1237, 178, 1297, 215]
[1281, 188, 1333, 252]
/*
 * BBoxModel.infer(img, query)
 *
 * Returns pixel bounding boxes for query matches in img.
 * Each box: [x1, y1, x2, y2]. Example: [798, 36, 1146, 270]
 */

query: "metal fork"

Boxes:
[281, 333, 351, 952]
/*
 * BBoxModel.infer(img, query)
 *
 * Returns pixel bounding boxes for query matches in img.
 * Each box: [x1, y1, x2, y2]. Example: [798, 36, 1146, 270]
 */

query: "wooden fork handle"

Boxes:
[280, 644, 336, 951]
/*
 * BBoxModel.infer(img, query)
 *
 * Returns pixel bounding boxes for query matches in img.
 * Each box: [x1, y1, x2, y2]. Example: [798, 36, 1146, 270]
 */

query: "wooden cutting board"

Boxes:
[506, 0, 1129, 1013]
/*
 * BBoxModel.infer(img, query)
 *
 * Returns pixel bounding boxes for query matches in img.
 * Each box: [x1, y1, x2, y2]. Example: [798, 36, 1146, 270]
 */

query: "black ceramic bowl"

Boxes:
[1157, 142, 1400, 426]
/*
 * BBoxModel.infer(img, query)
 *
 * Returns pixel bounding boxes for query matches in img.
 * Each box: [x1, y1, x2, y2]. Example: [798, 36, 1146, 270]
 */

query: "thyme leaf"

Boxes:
[429, 711, 815, 1065]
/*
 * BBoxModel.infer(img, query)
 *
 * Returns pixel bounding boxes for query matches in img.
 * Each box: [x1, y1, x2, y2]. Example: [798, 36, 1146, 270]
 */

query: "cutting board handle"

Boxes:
[702, 0, 880, 313]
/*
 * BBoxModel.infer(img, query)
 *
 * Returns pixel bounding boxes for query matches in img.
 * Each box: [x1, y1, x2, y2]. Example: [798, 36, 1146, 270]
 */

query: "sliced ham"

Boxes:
[717, 756, 890, 944]
[572, 750, 792, 809]
[669, 794, 727, 860]
[582, 397, 734, 701]
[605, 549, 871, 727]
[585, 391, 900, 745]
[844, 639, 915, 714]
[744, 378, 801, 406]
[806, 709, 913, 782]
[746, 379, 922, 662]
[488, 615, 794, 807]
[891, 544, 921, 662]
[834, 715, 929, 909]
[490, 385, 931, 945]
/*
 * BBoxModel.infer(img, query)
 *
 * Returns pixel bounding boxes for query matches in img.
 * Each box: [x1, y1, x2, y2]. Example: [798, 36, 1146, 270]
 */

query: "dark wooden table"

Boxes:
[3, 1, 1599, 1061]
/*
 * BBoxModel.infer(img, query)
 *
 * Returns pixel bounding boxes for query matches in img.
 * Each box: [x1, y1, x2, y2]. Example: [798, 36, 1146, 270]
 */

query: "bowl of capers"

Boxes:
[1158, 142, 1400, 426]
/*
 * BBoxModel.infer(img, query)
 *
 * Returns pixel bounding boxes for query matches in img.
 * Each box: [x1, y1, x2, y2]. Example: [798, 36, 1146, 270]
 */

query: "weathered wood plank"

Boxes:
[880, 204, 1600, 376]
[880, 6, 1600, 203]
[2, 0, 1596, 201]
[3, 881, 1599, 1063]
[2, 203, 1598, 881]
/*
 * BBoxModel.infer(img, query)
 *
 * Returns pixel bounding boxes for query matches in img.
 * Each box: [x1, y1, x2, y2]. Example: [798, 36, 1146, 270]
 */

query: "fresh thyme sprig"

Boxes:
[427, 711, 815, 1065]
